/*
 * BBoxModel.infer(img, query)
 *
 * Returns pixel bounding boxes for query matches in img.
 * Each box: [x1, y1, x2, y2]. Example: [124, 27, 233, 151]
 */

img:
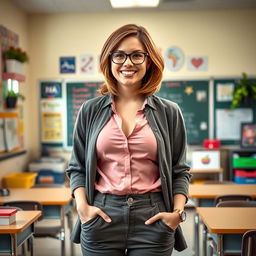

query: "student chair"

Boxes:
[241, 230, 256, 256]
[204, 180, 234, 184]
[216, 200, 256, 208]
[214, 194, 253, 206]
[31, 183, 74, 256]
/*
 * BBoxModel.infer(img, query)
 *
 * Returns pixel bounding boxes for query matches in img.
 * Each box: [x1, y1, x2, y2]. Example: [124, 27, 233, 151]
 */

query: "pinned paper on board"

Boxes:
[80, 54, 94, 74]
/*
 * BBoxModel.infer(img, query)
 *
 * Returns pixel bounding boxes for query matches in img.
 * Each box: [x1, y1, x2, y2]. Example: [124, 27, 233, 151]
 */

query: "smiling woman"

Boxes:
[66, 24, 191, 256]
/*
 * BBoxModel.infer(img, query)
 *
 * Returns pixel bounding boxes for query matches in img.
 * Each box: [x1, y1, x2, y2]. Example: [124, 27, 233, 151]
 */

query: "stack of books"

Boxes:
[0, 208, 18, 225]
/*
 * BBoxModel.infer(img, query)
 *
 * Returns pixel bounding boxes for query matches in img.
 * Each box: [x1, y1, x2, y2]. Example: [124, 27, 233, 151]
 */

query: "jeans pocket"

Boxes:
[155, 202, 175, 233]
[81, 215, 101, 229]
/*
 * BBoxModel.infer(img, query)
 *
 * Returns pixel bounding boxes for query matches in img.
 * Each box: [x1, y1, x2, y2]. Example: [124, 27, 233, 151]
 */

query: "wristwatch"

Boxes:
[173, 209, 186, 222]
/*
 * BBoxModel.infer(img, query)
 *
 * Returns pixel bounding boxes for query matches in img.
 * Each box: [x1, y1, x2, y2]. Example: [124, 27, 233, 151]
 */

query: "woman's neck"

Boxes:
[116, 84, 144, 102]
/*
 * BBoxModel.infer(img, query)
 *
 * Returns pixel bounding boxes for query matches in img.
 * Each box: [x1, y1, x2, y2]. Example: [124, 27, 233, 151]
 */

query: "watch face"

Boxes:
[181, 211, 186, 222]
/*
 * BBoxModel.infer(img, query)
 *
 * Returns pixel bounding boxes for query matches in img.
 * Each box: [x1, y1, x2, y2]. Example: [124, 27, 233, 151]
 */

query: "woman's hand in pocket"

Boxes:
[77, 203, 112, 224]
[145, 212, 180, 230]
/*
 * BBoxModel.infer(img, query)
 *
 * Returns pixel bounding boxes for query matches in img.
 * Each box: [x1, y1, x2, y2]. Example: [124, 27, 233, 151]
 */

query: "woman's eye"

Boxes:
[132, 53, 143, 59]
[114, 53, 125, 59]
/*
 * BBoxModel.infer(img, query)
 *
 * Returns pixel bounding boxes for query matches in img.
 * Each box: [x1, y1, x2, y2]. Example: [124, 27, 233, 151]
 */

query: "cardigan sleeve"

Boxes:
[66, 103, 87, 197]
[170, 104, 192, 202]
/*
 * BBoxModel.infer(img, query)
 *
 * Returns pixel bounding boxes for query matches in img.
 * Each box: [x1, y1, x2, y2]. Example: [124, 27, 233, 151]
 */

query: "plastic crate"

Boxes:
[3, 173, 37, 188]
[234, 176, 256, 184]
[232, 157, 256, 168]
[234, 170, 256, 178]
[34, 170, 64, 184]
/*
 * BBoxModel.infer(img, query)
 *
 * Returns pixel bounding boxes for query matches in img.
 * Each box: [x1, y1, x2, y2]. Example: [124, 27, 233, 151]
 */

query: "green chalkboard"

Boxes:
[157, 80, 209, 144]
[66, 81, 102, 147]
[213, 79, 256, 145]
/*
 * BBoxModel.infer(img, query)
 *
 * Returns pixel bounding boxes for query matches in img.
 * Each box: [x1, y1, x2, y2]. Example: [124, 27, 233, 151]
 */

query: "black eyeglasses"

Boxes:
[110, 51, 149, 65]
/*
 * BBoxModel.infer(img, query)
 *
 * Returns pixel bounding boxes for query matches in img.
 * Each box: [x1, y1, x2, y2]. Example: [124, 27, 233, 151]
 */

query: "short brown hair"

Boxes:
[98, 24, 164, 96]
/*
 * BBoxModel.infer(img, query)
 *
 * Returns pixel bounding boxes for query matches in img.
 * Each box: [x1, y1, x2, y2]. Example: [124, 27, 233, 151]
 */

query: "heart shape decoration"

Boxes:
[191, 58, 203, 68]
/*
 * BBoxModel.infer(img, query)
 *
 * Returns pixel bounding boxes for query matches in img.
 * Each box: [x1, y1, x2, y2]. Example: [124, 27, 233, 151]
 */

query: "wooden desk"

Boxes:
[197, 207, 256, 256]
[0, 210, 41, 256]
[189, 184, 256, 256]
[0, 188, 73, 256]
[189, 184, 256, 200]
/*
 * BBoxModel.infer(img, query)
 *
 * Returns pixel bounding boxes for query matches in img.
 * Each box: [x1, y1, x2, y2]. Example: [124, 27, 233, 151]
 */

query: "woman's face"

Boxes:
[110, 36, 149, 91]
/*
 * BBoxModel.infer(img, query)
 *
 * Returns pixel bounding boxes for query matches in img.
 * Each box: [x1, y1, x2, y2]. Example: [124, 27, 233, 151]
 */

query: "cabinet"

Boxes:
[229, 149, 256, 184]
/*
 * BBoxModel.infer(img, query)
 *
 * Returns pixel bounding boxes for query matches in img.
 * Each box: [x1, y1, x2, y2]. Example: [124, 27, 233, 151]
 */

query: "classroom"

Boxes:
[0, 0, 256, 255]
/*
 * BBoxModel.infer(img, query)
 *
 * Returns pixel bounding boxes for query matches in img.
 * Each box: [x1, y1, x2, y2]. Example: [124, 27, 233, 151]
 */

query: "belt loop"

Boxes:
[99, 192, 106, 206]
[149, 192, 155, 206]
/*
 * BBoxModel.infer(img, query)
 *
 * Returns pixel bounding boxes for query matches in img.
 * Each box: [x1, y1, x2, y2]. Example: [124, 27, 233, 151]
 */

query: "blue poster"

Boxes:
[60, 56, 76, 73]
[41, 82, 62, 99]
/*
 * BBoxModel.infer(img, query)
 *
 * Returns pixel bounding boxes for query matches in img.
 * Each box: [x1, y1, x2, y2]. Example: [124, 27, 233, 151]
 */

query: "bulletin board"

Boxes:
[65, 81, 102, 147]
[157, 80, 209, 144]
[213, 79, 256, 145]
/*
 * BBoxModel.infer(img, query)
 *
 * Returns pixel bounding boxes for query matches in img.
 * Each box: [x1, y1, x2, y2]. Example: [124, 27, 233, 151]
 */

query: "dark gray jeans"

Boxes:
[80, 191, 175, 256]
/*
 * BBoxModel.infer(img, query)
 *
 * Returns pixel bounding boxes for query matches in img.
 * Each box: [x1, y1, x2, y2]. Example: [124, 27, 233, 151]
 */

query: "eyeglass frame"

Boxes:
[109, 51, 149, 65]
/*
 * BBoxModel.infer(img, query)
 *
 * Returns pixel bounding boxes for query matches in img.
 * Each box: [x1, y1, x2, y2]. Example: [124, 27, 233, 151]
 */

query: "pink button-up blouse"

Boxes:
[95, 100, 161, 195]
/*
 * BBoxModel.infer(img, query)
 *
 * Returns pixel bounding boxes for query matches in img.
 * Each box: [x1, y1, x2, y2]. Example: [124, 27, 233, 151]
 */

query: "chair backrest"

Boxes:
[3, 200, 43, 220]
[241, 230, 256, 256]
[204, 180, 234, 184]
[216, 200, 256, 208]
[214, 194, 253, 206]
[31, 183, 65, 188]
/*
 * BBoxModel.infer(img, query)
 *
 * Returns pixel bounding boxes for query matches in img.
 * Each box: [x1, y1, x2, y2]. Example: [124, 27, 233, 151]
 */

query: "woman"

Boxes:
[66, 24, 191, 256]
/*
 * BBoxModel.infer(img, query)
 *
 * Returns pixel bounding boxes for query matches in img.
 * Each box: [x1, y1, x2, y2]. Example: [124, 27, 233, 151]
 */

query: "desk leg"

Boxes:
[61, 206, 66, 256]
[11, 234, 17, 256]
[219, 172, 223, 182]
[193, 198, 199, 256]
[202, 224, 207, 256]
[194, 213, 199, 256]
[67, 211, 74, 256]
[217, 234, 223, 256]
[29, 236, 34, 256]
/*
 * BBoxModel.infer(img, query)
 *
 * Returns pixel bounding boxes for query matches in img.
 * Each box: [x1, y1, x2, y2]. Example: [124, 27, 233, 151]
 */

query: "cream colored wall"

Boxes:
[0, 0, 34, 178]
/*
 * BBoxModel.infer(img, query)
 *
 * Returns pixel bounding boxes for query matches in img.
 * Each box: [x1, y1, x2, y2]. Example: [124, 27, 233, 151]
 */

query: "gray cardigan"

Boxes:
[66, 94, 191, 251]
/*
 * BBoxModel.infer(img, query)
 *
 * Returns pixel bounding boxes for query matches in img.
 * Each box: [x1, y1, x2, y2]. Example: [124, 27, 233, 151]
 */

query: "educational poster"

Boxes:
[41, 112, 62, 142]
[164, 46, 184, 71]
[40, 82, 64, 144]
[216, 82, 234, 102]
[80, 54, 94, 74]
[41, 99, 63, 143]
[4, 117, 19, 151]
[216, 108, 253, 140]
[187, 56, 208, 71]
[60, 56, 76, 74]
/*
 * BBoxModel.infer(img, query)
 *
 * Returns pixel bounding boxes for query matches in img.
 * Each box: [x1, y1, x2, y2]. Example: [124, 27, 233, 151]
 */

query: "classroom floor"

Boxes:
[31, 207, 199, 256]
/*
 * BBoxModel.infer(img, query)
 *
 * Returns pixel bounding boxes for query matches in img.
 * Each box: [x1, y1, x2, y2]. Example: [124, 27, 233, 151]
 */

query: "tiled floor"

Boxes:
[31, 207, 197, 256]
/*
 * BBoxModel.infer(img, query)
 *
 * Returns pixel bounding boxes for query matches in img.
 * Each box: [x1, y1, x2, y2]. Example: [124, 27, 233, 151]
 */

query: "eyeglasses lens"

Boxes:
[111, 52, 146, 65]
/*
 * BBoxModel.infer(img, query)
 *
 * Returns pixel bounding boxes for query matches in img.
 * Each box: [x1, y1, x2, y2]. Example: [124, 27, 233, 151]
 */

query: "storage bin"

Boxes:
[34, 170, 64, 184]
[234, 169, 256, 178]
[234, 176, 256, 184]
[232, 157, 256, 168]
[3, 173, 37, 188]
